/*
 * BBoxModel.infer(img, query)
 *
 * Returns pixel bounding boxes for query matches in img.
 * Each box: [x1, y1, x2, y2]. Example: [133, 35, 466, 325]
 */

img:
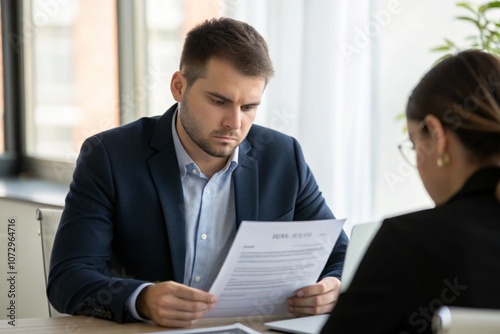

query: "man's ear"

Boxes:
[170, 71, 186, 102]
[424, 114, 447, 155]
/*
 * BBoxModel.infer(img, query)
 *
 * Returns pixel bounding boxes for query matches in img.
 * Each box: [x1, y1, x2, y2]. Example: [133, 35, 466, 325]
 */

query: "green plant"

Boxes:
[398, 1, 500, 129]
[431, 1, 500, 62]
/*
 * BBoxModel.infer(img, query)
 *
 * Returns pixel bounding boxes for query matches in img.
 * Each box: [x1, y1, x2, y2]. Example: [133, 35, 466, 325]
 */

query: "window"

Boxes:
[24, 0, 119, 161]
[0, 6, 4, 154]
[15, 0, 225, 182]
[145, 0, 182, 116]
[145, 0, 222, 116]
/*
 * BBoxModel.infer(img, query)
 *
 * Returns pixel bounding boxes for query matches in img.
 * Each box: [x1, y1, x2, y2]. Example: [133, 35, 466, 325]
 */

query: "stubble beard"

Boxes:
[179, 99, 239, 158]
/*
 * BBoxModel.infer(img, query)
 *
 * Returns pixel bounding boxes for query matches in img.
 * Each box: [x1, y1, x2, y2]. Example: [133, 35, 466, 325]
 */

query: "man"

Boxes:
[48, 17, 348, 328]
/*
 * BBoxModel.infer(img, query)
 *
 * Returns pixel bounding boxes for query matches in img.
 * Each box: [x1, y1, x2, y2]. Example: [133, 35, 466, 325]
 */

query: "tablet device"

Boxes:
[264, 314, 329, 334]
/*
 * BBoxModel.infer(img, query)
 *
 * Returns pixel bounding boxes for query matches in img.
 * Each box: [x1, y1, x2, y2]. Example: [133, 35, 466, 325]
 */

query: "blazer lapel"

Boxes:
[147, 105, 186, 283]
[234, 140, 259, 228]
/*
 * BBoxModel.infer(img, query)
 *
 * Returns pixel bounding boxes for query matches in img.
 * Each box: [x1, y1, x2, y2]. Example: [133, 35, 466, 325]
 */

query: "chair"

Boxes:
[36, 208, 65, 317]
[433, 306, 500, 334]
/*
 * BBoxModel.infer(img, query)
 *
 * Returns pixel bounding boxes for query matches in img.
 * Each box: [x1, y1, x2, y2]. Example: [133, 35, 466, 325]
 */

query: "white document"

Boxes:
[206, 219, 345, 318]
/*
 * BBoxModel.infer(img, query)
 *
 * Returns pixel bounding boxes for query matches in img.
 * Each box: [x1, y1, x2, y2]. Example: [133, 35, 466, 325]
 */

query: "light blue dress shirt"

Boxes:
[171, 111, 238, 291]
[126, 109, 238, 319]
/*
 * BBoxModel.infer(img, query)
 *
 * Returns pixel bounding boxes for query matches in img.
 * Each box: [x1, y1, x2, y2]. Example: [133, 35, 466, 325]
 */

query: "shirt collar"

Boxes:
[171, 108, 239, 178]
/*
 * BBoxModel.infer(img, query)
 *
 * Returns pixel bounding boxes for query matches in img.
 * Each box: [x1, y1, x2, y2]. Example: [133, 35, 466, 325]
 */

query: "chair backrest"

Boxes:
[36, 208, 64, 317]
[433, 306, 500, 334]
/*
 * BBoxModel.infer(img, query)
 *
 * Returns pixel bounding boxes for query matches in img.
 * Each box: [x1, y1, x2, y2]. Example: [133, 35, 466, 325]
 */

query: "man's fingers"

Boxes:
[153, 317, 198, 329]
[288, 302, 335, 317]
[155, 305, 210, 322]
[156, 294, 215, 313]
[297, 277, 340, 297]
[163, 281, 217, 304]
[137, 281, 216, 326]
[289, 291, 336, 307]
[287, 277, 341, 316]
[288, 291, 337, 315]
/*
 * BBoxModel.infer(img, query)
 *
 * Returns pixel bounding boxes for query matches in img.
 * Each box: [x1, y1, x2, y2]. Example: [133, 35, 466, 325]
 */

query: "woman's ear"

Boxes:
[170, 71, 186, 102]
[424, 114, 447, 155]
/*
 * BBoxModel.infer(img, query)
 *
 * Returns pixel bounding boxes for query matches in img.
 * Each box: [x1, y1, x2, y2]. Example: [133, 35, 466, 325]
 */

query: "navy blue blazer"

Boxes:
[48, 104, 348, 323]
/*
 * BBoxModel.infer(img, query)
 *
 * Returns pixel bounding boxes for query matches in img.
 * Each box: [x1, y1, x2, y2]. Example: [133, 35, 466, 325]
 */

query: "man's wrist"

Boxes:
[125, 283, 154, 321]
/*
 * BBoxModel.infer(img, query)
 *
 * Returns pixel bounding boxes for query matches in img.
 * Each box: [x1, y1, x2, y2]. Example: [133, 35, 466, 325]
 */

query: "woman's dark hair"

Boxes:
[180, 17, 274, 87]
[406, 50, 500, 160]
[406, 50, 500, 161]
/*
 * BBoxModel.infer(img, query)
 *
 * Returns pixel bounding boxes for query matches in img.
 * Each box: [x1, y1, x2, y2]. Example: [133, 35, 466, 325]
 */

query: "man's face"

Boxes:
[173, 58, 266, 160]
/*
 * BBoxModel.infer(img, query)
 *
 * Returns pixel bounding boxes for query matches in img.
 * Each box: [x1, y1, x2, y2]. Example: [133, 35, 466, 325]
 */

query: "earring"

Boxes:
[437, 154, 450, 167]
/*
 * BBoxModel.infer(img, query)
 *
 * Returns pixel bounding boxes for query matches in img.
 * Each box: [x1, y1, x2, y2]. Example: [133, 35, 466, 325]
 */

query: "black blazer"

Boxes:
[48, 104, 348, 323]
[321, 167, 500, 334]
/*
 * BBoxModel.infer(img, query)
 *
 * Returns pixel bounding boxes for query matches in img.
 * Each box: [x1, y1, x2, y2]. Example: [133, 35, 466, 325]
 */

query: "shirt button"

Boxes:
[205, 188, 211, 194]
[194, 276, 201, 282]
[201, 233, 207, 240]
[191, 169, 197, 174]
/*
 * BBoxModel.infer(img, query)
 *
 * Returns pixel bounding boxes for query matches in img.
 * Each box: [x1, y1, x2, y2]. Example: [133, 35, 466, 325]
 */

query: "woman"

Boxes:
[321, 50, 500, 334]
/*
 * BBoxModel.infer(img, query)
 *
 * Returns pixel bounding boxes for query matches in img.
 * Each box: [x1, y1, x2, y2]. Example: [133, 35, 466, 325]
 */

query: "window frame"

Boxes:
[0, 0, 147, 185]
[0, 0, 23, 176]
[0, 1, 276, 183]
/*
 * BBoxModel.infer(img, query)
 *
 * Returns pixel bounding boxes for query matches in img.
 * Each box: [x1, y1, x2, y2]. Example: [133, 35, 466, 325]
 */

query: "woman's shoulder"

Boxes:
[380, 193, 499, 248]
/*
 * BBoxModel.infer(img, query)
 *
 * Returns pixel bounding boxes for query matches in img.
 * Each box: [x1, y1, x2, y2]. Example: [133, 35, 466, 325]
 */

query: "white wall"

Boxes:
[238, 0, 491, 232]
[372, 0, 486, 220]
[232, 0, 490, 233]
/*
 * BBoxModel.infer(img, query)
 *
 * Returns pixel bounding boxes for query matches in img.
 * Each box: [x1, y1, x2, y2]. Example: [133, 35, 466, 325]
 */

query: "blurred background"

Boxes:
[0, 0, 497, 320]
[0, 0, 494, 233]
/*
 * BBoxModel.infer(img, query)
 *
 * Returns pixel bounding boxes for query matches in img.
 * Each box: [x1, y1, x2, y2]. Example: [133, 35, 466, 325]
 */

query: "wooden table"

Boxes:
[0, 314, 292, 333]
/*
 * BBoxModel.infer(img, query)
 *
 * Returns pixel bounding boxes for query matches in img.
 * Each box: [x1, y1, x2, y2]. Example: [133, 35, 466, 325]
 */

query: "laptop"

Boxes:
[340, 221, 382, 292]
[264, 221, 382, 334]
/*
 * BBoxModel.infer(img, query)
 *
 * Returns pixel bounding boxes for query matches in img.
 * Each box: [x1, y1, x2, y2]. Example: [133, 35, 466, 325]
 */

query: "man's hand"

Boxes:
[287, 277, 341, 316]
[136, 281, 217, 328]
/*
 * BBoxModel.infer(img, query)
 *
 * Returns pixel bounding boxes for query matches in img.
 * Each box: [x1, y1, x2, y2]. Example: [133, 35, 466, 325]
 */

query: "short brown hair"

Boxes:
[179, 17, 274, 87]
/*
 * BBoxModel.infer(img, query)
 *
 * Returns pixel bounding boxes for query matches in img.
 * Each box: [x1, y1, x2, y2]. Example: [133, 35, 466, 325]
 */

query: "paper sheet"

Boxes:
[206, 219, 345, 318]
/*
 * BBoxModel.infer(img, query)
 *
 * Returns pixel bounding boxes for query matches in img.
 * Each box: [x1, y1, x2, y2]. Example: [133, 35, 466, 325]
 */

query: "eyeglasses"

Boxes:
[397, 121, 427, 167]
[398, 139, 416, 167]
